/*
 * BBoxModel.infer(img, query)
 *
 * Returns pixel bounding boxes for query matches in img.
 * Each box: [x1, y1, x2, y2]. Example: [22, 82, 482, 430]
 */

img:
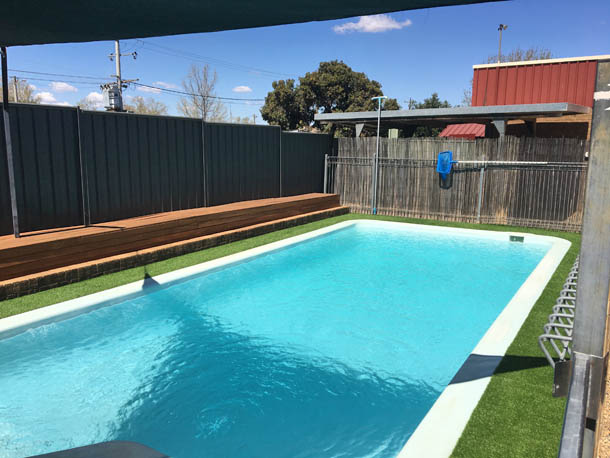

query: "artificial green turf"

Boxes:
[0, 213, 579, 456]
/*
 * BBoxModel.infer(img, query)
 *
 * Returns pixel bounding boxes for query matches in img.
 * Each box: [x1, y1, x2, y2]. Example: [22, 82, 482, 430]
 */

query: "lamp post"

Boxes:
[497, 24, 508, 63]
[370, 96, 387, 215]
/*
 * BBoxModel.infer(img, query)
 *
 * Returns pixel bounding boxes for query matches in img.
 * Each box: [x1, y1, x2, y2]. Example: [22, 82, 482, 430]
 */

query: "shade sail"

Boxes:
[1, 0, 500, 46]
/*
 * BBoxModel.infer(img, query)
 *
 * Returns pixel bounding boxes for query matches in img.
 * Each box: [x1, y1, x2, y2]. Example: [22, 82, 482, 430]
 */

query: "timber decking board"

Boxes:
[0, 196, 336, 261]
[1, 202, 338, 276]
[0, 193, 339, 281]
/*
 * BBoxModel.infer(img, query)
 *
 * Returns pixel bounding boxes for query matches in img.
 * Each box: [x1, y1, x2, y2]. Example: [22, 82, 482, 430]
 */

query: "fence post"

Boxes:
[76, 107, 90, 226]
[201, 118, 208, 207]
[370, 155, 378, 214]
[1, 46, 20, 237]
[323, 154, 329, 194]
[476, 166, 485, 223]
[279, 128, 282, 197]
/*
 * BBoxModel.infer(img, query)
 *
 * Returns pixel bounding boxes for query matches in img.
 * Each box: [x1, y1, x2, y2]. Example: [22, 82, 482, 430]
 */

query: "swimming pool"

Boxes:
[0, 220, 569, 458]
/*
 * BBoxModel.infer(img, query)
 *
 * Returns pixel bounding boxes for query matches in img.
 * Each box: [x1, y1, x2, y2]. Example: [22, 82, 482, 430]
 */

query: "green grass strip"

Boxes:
[0, 214, 578, 456]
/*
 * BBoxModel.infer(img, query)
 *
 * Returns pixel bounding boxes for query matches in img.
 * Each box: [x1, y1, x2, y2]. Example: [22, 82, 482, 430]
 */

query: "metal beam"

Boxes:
[572, 59, 610, 357]
[314, 103, 591, 126]
[559, 58, 610, 458]
[558, 352, 590, 458]
[1, 46, 20, 237]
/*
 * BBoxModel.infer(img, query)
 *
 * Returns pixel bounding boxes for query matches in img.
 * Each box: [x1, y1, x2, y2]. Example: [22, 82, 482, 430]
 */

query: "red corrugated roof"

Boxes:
[472, 59, 598, 108]
[439, 123, 485, 139]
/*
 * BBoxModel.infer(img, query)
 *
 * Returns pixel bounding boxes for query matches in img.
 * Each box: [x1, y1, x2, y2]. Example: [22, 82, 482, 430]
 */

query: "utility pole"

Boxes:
[253, 114, 257, 124]
[105, 40, 138, 111]
[114, 40, 122, 97]
[12, 76, 19, 102]
[497, 24, 508, 63]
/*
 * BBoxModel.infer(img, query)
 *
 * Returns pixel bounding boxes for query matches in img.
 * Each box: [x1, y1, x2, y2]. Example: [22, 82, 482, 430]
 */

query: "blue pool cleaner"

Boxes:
[436, 150, 457, 189]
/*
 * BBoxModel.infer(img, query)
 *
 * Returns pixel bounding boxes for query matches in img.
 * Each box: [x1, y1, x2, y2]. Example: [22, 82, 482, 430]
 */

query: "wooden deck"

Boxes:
[0, 193, 341, 282]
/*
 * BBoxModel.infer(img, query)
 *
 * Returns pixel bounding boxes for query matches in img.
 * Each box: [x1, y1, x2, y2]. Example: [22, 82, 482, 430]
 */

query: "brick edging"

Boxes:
[0, 207, 349, 301]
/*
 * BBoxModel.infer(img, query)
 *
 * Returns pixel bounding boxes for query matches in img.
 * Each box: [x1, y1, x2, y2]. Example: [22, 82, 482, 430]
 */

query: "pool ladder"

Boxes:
[538, 256, 579, 368]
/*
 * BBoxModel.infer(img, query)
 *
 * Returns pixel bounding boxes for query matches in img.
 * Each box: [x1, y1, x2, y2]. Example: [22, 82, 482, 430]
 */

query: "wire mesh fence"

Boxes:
[326, 156, 588, 232]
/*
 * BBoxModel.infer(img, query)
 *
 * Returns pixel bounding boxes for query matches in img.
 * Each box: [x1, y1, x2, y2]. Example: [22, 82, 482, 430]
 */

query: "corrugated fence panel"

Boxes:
[281, 132, 330, 196]
[204, 123, 280, 206]
[1, 105, 332, 236]
[0, 105, 83, 234]
[80, 111, 205, 224]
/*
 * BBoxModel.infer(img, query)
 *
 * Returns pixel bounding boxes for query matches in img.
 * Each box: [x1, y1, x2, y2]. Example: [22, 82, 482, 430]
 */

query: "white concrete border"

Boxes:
[0, 219, 570, 458]
[398, 225, 570, 458]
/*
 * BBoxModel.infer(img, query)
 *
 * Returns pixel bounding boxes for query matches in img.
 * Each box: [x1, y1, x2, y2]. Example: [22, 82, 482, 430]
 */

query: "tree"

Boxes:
[76, 96, 99, 110]
[409, 93, 451, 137]
[461, 84, 472, 107]
[260, 79, 302, 130]
[260, 60, 399, 136]
[125, 96, 168, 115]
[177, 64, 227, 121]
[488, 46, 552, 64]
[0, 78, 40, 103]
[232, 115, 254, 124]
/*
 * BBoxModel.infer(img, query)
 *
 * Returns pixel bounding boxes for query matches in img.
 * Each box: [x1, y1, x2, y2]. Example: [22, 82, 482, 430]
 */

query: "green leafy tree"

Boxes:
[261, 60, 399, 136]
[260, 79, 302, 130]
[409, 93, 451, 137]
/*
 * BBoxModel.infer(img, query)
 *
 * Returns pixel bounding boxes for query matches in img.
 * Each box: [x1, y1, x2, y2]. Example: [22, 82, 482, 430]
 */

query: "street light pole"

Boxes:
[497, 24, 508, 63]
[370, 95, 387, 215]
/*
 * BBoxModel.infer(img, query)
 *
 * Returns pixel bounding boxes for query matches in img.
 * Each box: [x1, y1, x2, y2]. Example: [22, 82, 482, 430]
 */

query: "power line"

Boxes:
[132, 82, 264, 102]
[8, 68, 112, 81]
[7, 68, 265, 103]
[133, 39, 297, 79]
[8, 75, 104, 86]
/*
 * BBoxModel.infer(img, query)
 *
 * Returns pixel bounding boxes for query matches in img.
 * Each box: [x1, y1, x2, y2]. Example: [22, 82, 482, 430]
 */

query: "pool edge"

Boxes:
[0, 219, 570, 458]
[0, 220, 358, 340]
[397, 229, 570, 458]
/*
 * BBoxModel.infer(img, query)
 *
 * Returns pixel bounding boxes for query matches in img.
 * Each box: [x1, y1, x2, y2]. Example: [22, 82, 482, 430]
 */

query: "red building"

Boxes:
[441, 55, 609, 139]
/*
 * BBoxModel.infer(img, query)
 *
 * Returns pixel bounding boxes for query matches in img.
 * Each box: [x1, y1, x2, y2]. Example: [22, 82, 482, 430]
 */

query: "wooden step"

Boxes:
[0, 193, 340, 281]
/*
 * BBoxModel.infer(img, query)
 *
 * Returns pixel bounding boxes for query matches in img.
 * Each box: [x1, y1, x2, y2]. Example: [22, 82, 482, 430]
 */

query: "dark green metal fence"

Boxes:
[0, 105, 332, 236]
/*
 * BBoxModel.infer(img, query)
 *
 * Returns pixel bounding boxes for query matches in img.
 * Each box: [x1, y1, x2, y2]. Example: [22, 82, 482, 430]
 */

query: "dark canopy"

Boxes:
[1, 0, 500, 46]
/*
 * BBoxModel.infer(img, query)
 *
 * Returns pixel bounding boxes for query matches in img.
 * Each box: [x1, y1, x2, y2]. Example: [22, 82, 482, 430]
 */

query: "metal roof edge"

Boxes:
[314, 103, 591, 122]
[472, 55, 610, 69]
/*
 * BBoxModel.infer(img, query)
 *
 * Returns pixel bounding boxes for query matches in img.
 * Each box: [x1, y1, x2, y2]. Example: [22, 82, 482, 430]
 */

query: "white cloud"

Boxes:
[153, 81, 179, 89]
[35, 91, 72, 107]
[35, 91, 58, 104]
[28, 84, 37, 91]
[137, 85, 162, 94]
[50, 81, 78, 93]
[333, 14, 412, 34]
[84, 91, 105, 109]
[232, 85, 252, 93]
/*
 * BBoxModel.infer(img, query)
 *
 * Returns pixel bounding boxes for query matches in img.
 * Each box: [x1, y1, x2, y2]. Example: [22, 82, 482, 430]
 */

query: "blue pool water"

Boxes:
[0, 222, 551, 458]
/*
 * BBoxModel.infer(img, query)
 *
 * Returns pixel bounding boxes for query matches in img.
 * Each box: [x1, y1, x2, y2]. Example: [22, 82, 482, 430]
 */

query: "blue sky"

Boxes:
[7, 0, 609, 121]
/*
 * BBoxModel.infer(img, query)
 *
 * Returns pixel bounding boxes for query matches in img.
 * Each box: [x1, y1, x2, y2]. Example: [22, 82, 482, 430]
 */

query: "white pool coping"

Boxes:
[0, 219, 570, 457]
